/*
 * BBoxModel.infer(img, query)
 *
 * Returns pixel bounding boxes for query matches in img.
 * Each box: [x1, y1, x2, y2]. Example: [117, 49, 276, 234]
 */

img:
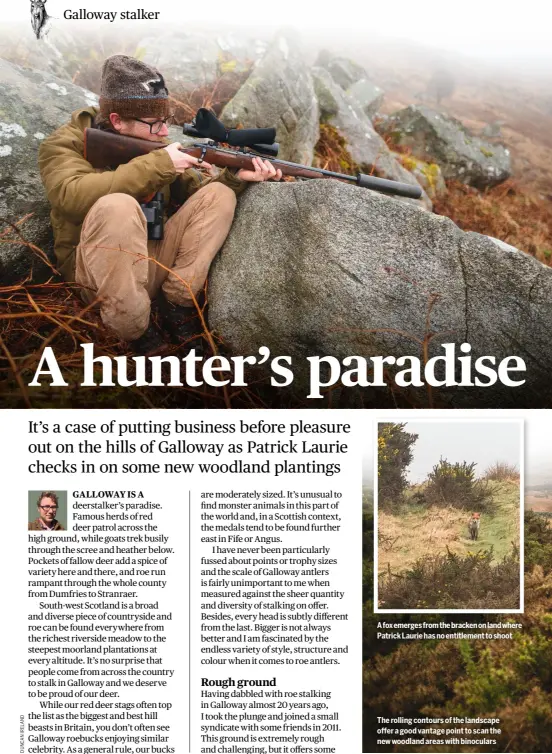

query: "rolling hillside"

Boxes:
[378, 479, 520, 578]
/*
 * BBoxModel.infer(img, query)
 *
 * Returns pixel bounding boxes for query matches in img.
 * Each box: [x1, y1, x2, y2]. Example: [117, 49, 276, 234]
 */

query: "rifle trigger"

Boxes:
[198, 145, 208, 165]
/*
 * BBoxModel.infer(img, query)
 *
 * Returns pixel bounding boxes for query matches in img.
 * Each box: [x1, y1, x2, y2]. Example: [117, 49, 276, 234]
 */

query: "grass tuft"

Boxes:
[484, 461, 520, 482]
[313, 123, 360, 174]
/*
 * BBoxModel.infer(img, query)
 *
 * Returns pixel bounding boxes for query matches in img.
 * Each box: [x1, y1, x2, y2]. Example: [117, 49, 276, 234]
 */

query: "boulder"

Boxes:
[0, 58, 99, 283]
[221, 34, 319, 165]
[380, 105, 511, 188]
[347, 78, 385, 119]
[312, 68, 431, 210]
[316, 52, 367, 90]
[0, 24, 73, 81]
[209, 179, 552, 408]
[140, 30, 262, 94]
[395, 154, 447, 200]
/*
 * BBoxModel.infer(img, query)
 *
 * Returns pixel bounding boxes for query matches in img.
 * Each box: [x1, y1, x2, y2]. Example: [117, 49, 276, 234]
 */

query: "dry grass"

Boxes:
[484, 461, 520, 482]
[374, 82, 552, 265]
[0, 276, 121, 407]
[378, 479, 520, 577]
[378, 505, 468, 575]
[313, 123, 360, 174]
[352, 37, 552, 191]
[377, 481, 521, 609]
[0, 268, 271, 409]
[433, 179, 552, 265]
[314, 123, 393, 179]
[169, 69, 252, 125]
[3, 40, 550, 405]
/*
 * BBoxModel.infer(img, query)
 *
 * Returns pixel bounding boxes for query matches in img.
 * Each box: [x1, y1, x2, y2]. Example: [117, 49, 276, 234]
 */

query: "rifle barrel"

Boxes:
[279, 160, 422, 199]
[193, 146, 423, 199]
[356, 172, 422, 199]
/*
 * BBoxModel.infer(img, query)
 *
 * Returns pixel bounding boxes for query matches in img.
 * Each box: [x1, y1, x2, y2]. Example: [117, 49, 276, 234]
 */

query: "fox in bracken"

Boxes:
[468, 512, 481, 541]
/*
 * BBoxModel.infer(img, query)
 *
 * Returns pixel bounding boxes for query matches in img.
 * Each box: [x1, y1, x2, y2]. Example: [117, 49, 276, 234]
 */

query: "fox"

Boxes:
[468, 512, 481, 541]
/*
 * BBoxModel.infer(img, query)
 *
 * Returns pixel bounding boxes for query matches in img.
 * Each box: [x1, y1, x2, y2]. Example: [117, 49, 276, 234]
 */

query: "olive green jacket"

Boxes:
[38, 107, 246, 281]
[28, 517, 65, 531]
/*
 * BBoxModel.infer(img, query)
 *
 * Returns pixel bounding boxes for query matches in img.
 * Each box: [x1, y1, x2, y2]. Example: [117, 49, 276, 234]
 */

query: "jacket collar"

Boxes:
[70, 106, 99, 132]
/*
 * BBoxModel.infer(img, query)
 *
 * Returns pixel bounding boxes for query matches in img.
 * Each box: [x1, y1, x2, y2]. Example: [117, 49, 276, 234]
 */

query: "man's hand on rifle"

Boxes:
[236, 156, 283, 183]
[164, 142, 214, 173]
[164, 145, 282, 183]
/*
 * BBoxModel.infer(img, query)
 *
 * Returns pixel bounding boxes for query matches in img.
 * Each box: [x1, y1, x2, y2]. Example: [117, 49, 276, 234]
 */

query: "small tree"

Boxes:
[425, 457, 493, 510]
[427, 68, 455, 106]
[378, 423, 418, 508]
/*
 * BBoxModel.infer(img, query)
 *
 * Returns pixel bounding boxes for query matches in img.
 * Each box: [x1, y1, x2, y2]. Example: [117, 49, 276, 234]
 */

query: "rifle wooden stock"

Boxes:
[83, 128, 423, 199]
[84, 128, 161, 168]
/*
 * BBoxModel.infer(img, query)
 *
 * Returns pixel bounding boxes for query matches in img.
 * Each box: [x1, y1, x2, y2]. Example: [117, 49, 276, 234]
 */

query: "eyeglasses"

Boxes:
[130, 114, 175, 134]
[39, 505, 57, 510]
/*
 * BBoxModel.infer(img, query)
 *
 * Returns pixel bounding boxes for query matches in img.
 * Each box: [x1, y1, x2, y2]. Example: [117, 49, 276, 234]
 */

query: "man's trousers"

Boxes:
[75, 183, 237, 341]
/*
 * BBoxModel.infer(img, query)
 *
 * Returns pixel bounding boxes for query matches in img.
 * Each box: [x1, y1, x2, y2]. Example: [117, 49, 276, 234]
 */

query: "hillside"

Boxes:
[337, 35, 552, 197]
[364, 510, 552, 752]
[378, 479, 520, 578]
[526, 490, 552, 513]
[319, 35, 552, 264]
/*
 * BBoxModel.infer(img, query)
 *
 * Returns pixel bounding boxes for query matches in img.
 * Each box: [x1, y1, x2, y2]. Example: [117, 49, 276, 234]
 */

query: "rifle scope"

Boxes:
[183, 108, 278, 156]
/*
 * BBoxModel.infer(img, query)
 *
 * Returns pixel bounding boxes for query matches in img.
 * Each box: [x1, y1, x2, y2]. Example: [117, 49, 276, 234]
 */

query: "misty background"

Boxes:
[3, 0, 552, 69]
[364, 418, 550, 488]
[401, 421, 520, 483]
[525, 416, 551, 486]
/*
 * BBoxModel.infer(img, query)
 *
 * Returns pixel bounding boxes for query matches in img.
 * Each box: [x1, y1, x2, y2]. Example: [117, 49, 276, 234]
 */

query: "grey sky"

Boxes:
[400, 421, 521, 483]
[363, 417, 550, 488]
[525, 416, 552, 485]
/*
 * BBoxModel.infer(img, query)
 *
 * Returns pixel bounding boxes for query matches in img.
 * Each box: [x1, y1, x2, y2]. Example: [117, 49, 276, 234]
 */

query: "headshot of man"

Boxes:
[28, 491, 65, 531]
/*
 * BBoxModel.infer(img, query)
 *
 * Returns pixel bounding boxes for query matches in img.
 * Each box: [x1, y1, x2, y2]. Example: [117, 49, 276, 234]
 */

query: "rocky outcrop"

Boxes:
[140, 30, 264, 93]
[380, 105, 511, 188]
[221, 34, 319, 164]
[347, 78, 385, 119]
[209, 179, 552, 407]
[0, 24, 73, 81]
[312, 68, 431, 209]
[0, 58, 98, 283]
[395, 155, 447, 200]
[316, 52, 367, 90]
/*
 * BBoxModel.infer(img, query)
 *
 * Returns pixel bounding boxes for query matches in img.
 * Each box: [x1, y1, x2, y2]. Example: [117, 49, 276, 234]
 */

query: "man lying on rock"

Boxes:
[38, 54, 282, 353]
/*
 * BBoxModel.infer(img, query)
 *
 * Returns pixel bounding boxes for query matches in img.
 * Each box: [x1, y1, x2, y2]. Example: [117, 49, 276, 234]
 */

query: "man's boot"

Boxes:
[129, 321, 168, 355]
[158, 294, 204, 349]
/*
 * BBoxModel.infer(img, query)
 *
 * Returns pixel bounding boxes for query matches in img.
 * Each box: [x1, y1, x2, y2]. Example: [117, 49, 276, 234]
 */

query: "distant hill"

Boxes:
[526, 488, 552, 512]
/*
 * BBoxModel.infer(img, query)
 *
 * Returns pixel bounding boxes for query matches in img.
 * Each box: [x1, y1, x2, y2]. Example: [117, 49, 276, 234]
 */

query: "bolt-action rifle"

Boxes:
[83, 107, 422, 200]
